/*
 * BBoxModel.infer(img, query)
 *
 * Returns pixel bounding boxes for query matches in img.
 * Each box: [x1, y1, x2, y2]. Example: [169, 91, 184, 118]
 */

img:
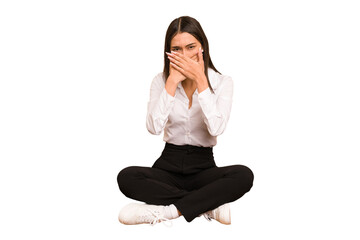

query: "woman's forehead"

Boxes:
[171, 32, 199, 46]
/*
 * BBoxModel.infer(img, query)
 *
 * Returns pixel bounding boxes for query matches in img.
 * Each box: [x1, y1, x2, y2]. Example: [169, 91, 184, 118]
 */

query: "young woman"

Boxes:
[117, 16, 254, 225]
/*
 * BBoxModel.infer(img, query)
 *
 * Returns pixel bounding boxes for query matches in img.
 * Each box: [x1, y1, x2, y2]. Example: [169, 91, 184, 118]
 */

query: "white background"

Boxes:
[1, 0, 359, 239]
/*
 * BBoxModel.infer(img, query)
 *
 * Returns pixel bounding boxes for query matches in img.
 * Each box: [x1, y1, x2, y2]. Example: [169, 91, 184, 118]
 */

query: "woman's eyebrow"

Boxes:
[186, 42, 196, 47]
[171, 42, 196, 49]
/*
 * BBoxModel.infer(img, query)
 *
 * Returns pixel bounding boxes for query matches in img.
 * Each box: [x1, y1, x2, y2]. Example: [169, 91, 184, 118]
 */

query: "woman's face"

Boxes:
[170, 32, 202, 61]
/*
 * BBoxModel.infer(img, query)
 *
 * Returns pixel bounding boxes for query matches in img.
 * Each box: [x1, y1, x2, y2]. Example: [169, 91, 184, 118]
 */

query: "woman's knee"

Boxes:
[232, 165, 254, 192]
[117, 166, 140, 193]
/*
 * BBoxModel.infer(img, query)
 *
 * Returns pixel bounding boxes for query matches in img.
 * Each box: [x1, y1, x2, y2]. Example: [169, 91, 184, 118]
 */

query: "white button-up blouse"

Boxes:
[146, 68, 233, 147]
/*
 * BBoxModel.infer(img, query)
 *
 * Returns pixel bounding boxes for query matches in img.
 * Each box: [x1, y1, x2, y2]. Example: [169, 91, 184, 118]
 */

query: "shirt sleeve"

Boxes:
[197, 76, 233, 136]
[146, 74, 176, 135]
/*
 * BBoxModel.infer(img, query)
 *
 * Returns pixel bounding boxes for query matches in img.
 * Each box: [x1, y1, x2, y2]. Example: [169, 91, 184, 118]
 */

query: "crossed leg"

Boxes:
[117, 164, 254, 222]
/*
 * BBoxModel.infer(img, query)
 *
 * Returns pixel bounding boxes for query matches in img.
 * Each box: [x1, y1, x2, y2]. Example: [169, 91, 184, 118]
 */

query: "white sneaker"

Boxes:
[118, 203, 172, 226]
[203, 203, 231, 225]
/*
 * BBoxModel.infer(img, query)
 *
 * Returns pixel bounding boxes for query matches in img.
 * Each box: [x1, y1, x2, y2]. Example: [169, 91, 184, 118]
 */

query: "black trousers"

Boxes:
[117, 142, 254, 222]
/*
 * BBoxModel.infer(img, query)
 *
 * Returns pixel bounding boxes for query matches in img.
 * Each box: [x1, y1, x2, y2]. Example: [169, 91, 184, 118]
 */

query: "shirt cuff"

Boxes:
[198, 87, 211, 98]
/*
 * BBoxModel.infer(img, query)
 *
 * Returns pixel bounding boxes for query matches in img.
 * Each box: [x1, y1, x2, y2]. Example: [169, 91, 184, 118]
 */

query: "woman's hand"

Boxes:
[164, 58, 187, 97]
[166, 47, 208, 89]
[168, 59, 186, 84]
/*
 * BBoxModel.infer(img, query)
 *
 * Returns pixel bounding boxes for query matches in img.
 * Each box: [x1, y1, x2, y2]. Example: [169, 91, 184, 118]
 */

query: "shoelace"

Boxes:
[202, 212, 213, 222]
[143, 209, 173, 227]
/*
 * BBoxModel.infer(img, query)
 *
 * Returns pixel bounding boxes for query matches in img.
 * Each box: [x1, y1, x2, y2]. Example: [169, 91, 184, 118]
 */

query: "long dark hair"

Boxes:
[163, 16, 220, 93]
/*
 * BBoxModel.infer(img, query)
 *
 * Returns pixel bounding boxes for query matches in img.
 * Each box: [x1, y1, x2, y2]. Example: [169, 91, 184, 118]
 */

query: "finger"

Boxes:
[169, 62, 174, 71]
[169, 60, 179, 72]
[171, 51, 189, 63]
[198, 47, 204, 64]
[170, 62, 186, 75]
[167, 54, 185, 68]
[190, 54, 198, 61]
[166, 52, 185, 64]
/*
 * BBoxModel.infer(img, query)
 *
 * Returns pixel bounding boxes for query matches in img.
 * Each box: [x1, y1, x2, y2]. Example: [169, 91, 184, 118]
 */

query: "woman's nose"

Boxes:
[178, 49, 185, 55]
[177, 50, 196, 60]
[183, 50, 193, 58]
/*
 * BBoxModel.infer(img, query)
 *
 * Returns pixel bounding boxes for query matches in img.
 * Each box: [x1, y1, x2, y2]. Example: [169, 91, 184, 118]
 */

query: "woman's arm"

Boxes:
[166, 48, 233, 136]
[146, 74, 177, 135]
[198, 76, 233, 136]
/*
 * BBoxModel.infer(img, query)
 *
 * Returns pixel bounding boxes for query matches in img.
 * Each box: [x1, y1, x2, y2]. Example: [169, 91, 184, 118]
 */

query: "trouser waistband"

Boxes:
[152, 142, 215, 175]
[165, 142, 213, 152]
